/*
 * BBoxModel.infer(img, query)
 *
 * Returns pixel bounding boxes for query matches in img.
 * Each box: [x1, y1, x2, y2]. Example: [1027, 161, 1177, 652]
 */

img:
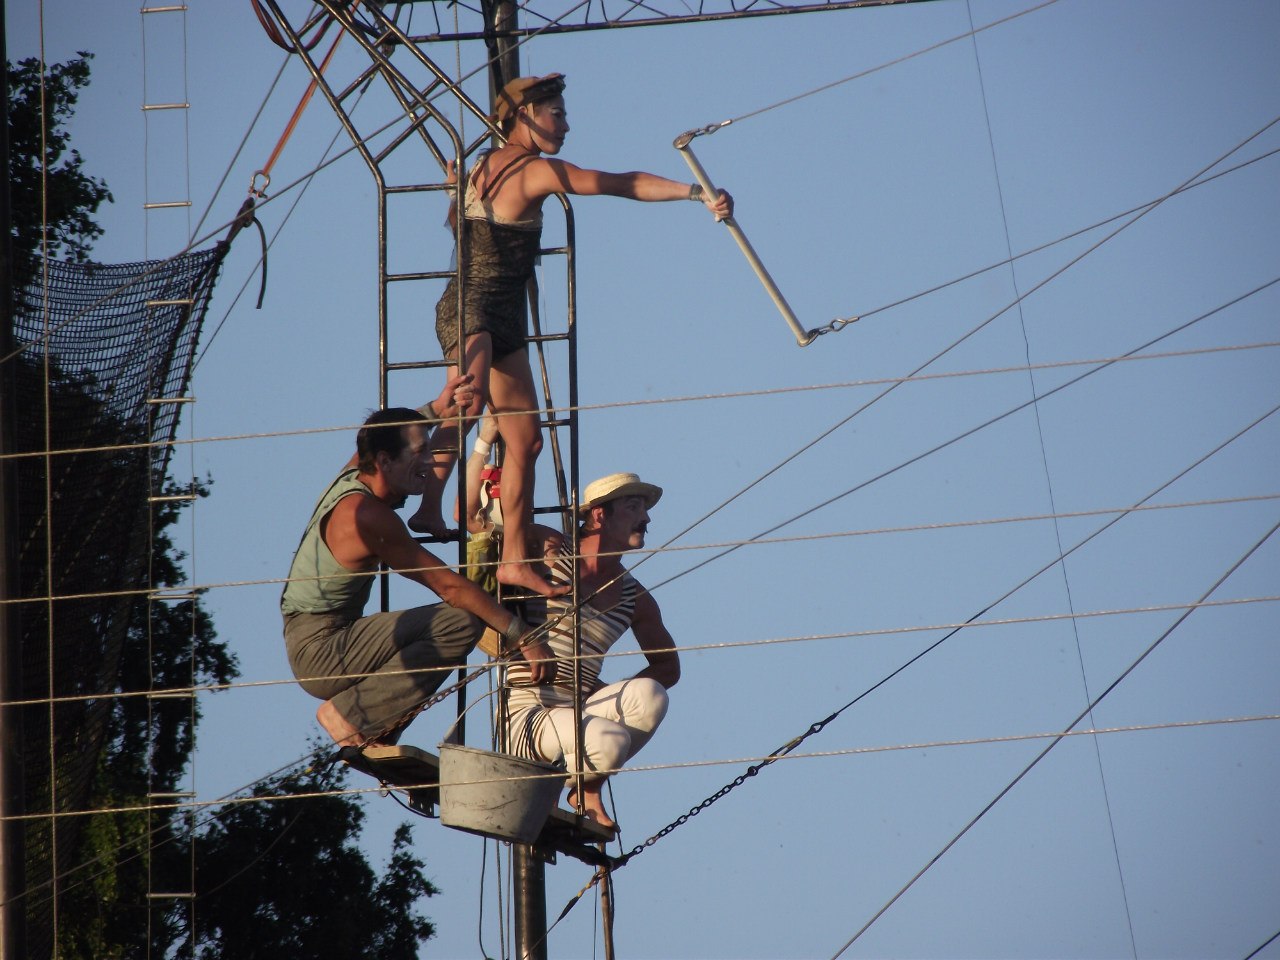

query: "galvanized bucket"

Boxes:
[438, 741, 562, 844]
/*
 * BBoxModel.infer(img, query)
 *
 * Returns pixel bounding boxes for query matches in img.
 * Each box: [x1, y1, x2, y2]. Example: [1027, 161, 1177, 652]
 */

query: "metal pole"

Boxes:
[512, 844, 547, 960]
[0, 13, 29, 956]
[599, 862, 616, 960]
[673, 134, 818, 347]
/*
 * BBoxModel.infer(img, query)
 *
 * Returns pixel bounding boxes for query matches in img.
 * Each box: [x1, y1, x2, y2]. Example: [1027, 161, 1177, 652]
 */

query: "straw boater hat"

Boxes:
[578, 472, 663, 515]
[494, 72, 566, 128]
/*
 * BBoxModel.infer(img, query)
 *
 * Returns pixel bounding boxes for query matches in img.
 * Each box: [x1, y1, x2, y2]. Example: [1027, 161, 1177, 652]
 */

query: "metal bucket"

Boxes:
[438, 743, 562, 844]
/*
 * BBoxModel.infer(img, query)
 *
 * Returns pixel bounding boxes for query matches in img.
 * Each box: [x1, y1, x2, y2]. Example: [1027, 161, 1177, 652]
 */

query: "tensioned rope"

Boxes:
[966, 1, 1135, 952]
[829, 515, 1280, 956]
[10, 394, 1275, 868]
[8, 336, 1279, 468]
[643, 112, 1280, 591]
[9, 709, 1277, 833]
[644, 276, 1280, 595]
[693, 0, 1059, 135]
[606, 391, 1280, 868]
[8, 591, 1277, 714]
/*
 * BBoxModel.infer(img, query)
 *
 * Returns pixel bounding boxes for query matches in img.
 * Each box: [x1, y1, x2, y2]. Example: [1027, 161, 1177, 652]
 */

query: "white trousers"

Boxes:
[508, 677, 669, 783]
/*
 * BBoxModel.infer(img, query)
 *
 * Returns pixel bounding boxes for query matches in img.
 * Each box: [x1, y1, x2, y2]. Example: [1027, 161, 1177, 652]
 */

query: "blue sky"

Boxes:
[10, 1, 1280, 957]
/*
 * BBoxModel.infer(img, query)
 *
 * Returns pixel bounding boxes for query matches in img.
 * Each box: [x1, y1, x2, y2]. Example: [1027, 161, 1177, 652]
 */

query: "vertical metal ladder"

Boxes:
[140, 4, 198, 954]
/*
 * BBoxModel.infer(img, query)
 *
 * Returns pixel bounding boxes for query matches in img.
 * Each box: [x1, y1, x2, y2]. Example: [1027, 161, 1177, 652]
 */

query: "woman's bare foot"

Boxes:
[567, 786, 617, 832]
[496, 559, 570, 598]
[407, 504, 451, 538]
[317, 700, 364, 747]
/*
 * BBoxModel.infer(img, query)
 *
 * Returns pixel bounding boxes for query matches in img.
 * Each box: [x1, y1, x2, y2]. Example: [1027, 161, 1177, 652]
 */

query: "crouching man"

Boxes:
[281, 377, 552, 747]
[501, 472, 680, 831]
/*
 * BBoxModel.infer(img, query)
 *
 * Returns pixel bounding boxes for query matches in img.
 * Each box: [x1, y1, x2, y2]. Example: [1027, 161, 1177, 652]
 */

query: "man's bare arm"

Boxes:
[629, 588, 680, 689]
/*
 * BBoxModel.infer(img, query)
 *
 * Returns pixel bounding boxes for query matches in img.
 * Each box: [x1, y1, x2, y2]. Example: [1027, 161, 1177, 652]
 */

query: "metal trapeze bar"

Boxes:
[674, 131, 818, 347]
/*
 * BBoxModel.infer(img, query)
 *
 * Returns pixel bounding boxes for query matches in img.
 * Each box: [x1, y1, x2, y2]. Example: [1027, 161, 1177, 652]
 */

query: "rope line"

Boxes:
[830, 515, 1280, 956]
[6, 336, 1278, 465]
[622, 114, 1280, 596]
[6, 590, 1275, 716]
[5, 485, 1276, 611]
[689, 0, 1060, 134]
[608, 395, 1280, 864]
[6, 712, 1275, 830]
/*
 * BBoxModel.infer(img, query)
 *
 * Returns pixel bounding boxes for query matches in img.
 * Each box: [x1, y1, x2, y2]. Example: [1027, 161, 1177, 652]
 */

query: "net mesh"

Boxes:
[9, 245, 224, 956]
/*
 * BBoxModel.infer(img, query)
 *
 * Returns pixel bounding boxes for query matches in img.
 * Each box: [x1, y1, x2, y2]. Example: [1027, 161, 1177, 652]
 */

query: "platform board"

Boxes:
[341, 744, 619, 865]
[340, 744, 440, 817]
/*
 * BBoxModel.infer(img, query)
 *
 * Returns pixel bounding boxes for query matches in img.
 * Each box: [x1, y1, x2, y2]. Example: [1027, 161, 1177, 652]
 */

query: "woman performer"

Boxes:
[410, 72, 732, 596]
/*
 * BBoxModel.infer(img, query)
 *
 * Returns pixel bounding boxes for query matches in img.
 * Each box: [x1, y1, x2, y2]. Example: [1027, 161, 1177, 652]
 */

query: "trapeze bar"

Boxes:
[140, 5, 188, 13]
[141, 102, 190, 112]
[147, 691, 195, 701]
[145, 396, 195, 404]
[146, 892, 195, 900]
[145, 299, 195, 308]
[147, 791, 196, 799]
[674, 136, 818, 347]
[143, 200, 192, 210]
[149, 493, 197, 503]
[150, 591, 197, 601]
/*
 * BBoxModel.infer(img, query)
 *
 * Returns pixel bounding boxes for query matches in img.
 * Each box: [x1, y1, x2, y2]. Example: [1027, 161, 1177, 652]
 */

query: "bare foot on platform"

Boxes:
[497, 561, 571, 598]
[318, 700, 364, 748]
[567, 786, 617, 832]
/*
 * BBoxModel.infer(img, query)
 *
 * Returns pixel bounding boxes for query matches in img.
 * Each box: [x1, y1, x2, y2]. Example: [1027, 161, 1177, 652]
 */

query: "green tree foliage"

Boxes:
[6, 53, 113, 283]
[7, 54, 442, 959]
[194, 756, 438, 960]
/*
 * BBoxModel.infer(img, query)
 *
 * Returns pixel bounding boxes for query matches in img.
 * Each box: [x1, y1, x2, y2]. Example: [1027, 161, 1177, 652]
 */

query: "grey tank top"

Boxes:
[280, 468, 377, 618]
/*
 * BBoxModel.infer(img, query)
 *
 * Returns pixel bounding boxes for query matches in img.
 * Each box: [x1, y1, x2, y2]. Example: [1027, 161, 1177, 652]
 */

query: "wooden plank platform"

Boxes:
[340, 744, 440, 817]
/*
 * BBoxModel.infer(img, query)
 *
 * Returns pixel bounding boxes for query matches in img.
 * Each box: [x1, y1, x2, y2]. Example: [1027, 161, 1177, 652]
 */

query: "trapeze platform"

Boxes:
[340, 744, 616, 864]
[341, 744, 441, 816]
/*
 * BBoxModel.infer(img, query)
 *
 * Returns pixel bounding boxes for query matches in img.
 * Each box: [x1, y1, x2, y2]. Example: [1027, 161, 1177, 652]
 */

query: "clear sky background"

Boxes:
[10, 1, 1280, 957]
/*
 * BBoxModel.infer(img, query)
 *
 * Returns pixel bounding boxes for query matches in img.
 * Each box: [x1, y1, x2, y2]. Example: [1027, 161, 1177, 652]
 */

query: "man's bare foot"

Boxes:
[317, 700, 364, 747]
[567, 787, 617, 831]
[497, 560, 571, 598]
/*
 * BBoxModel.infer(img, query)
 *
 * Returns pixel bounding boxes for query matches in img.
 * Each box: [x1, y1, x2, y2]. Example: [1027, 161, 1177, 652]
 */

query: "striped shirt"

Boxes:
[504, 550, 638, 712]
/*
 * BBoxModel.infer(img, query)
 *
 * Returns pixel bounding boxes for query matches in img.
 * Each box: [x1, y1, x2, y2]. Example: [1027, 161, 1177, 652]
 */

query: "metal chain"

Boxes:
[617, 717, 835, 866]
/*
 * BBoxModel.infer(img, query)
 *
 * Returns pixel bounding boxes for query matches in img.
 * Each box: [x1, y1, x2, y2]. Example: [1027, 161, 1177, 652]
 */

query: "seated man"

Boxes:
[281, 376, 552, 747]
[501, 472, 681, 831]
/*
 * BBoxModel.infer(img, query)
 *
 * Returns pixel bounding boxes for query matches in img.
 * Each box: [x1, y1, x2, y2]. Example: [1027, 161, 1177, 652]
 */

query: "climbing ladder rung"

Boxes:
[385, 183, 450, 195]
[387, 269, 453, 283]
[385, 359, 451, 373]
[142, 102, 190, 112]
[528, 331, 569, 345]
[143, 200, 192, 210]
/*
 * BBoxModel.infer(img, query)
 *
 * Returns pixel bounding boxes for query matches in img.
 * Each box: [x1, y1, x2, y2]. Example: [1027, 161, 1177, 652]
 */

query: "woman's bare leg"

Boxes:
[408, 334, 491, 536]
[488, 349, 567, 597]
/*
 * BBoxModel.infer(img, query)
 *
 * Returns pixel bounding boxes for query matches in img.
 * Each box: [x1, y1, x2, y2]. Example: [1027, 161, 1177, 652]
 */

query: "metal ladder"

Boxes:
[140, 4, 198, 953]
[255, 0, 582, 660]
